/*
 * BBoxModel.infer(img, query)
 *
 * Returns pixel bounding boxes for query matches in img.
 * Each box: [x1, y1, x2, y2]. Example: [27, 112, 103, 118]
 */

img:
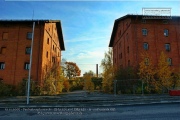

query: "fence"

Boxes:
[114, 78, 180, 95]
[114, 79, 144, 95]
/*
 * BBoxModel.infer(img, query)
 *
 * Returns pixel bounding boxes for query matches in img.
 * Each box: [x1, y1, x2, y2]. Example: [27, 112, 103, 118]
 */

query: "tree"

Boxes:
[101, 48, 114, 93]
[156, 51, 173, 92]
[63, 80, 70, 92]
[115, 66, 138, 94]
[138, 52, 156, 92]
[172, 68, 180, 89]
[138, 51, 173, 93]
[64, 62, 81, 79]
[68, 77, 84, 92]
[83, 70, 95, 92]
[91, 77, 102, 90]
[42, 64, 65, 95]
[0, 81, 15, 96]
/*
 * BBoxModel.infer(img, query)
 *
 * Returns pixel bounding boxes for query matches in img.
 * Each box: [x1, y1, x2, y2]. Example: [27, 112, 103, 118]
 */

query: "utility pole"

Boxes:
[27, 21, 35, 104]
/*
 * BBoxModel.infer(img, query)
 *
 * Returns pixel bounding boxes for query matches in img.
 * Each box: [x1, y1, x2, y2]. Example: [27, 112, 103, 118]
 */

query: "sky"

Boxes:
[0, 0, 179, 76]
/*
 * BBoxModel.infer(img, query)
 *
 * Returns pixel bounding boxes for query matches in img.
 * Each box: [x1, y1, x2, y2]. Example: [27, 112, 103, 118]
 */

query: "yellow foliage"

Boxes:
[42, 64, 65, 95]
[138, 52, 156, 82]
[156, 51, 173, 90]
[84, 73, 94, 92]
[138, 51, 173, 92]
[102, 67, 114, 93]
[173, 68, 180, 89]
[101, 48, 114, 93]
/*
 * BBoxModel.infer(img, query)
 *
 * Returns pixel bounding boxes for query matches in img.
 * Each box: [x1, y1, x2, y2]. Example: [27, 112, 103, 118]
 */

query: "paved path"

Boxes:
[0, 91, 180, 108]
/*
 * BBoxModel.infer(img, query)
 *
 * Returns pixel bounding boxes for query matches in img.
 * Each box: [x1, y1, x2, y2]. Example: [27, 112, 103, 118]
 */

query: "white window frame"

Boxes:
[27, 32, 32, 40]
[24, 63, 30, 70]
[167, 58, 172, 66]
[143, 43, 149, 50]
[141, 19, 146, 23]
[0, 62, 5, 70]
[142, 29, 147, 36]
[165, 44, 171, 51]
[25, 47, 31, 54]
[144, 58, 149, 66]
[164, 29, 169, 36]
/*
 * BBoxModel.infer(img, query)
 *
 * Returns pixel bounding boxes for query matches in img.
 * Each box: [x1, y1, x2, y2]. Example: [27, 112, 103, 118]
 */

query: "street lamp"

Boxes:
[27, 21, 35, 105]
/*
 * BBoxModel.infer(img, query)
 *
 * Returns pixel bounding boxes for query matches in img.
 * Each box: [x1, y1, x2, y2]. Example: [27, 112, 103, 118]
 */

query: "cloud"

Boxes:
[77, 50, 104, 60]
[65, 36, 107, 43]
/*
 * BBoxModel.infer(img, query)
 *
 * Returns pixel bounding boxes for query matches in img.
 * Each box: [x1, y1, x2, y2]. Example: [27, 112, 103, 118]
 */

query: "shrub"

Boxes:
[0, 81, 15, 96]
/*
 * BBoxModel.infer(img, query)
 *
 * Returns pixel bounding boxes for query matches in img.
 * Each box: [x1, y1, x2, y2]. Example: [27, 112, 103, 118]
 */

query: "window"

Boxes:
[2, 32, 8, 40]
[58, 52, 60, 57]
[46, 51, 48, 58]
[0, 62, 5, 70]
[47, 38, 49, 44]
[24, 62, 30, 70]
[0, 47, 6, 54]
[119, 30, 121, 36]
[126, 33, 128, 40]
[120, 53, 122, 59]
[167, 58, 172, 66]
[52, 57, 55, 63]
[142, 29, 147, 35]
[127, 46, 129, 53]
[27, 32, 32, 40]
[165, 43, 170, 51]
[143, 43, 149, 50]
[46, 65, 48, 72]
[162, 20, 168, 24]
[119, 42, 121, 49]
[141, 19, 146, 23]
[128, 60, 130, 66]
[144, 58, 149, 65]
[126, 22, 128, 27]
[164, 29, 169, 36]
[27, 24, 32, 28]
[25, 47, 31, 54]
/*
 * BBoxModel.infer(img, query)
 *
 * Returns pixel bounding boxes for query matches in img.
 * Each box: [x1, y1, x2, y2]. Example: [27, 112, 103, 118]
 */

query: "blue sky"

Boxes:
[0, 0, 179, 75]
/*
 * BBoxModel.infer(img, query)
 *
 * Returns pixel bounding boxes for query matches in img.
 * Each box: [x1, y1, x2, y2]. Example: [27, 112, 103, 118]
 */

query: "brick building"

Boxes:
[109, 15, 180, 71]
[0, 20, 65, 85]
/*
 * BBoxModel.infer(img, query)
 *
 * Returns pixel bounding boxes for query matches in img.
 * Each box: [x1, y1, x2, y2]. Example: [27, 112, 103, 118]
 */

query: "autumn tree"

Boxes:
[83, 70, 94, 92]
[101, 48, 114, 93]
[91, 77, 102, 90]
[64, 62, 81, 79]
[156, 51, 173, 92]
[138, 52, 156, 92]
[63, 79, 70, 92]
[172, 68, 180, 89]
[42, 64, 65, 95]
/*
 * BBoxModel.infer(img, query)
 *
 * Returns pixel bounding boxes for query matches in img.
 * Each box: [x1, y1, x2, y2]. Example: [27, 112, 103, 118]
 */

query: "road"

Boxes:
[0, 103, 180, 120]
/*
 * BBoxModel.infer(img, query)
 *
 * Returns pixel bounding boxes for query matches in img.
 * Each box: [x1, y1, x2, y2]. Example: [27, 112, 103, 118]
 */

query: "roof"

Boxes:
[109, 14, 180, 47]
[0, 19, 65, 50]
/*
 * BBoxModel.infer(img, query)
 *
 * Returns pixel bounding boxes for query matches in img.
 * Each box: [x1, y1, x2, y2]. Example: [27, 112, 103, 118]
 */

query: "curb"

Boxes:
[1, 99, 180, 109]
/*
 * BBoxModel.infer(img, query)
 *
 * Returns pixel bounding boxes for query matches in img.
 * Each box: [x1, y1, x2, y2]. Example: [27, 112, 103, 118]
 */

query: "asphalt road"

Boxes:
[0, 103, 180, 120]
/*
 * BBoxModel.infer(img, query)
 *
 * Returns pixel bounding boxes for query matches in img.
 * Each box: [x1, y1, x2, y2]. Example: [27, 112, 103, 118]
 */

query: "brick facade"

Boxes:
[0, 20, 65, 85]
[109, 15, 180, 72]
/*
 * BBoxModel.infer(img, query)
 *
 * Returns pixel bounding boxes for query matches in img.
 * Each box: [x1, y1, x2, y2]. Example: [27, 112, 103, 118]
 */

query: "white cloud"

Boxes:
[77, 50, 104, 60]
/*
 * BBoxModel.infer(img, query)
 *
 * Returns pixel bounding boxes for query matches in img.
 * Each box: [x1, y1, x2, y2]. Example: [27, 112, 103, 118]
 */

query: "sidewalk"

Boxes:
[1, 92, 180, 108]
